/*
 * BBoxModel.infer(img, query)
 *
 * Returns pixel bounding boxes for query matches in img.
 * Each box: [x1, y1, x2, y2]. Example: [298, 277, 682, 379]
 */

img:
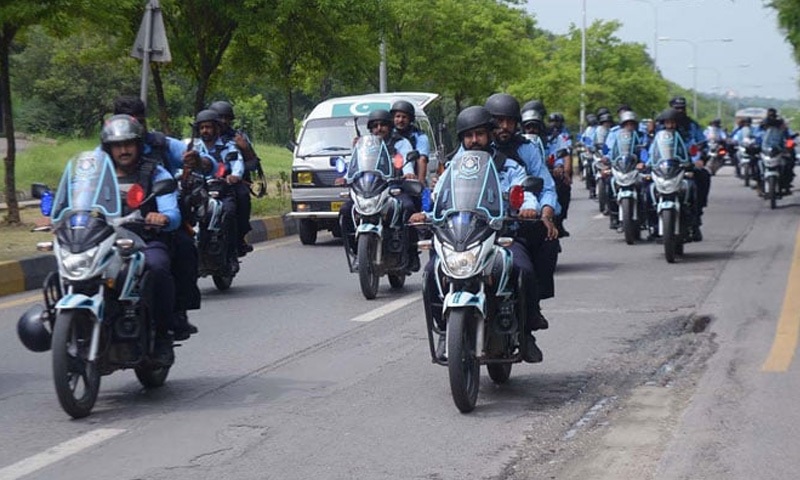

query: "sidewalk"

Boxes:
[0, 215, 298, 297]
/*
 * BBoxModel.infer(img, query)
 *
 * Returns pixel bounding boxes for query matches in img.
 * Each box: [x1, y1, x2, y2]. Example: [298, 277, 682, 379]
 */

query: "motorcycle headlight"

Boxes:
[441, 243, 482, 278]
[61, 246, 99, 278]
[353, 193, 382, 216]
[653, 174, 682, 194]
[613, 169, 639, 186]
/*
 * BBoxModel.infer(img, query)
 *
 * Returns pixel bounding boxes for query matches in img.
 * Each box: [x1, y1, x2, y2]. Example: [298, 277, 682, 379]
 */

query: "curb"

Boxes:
[0, 215, 298, 297]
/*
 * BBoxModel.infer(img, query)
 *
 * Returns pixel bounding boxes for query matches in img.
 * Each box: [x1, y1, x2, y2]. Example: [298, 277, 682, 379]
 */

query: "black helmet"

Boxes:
[548, 112, 564, 123]
[521, 108, 543, 127]
[485, 93, 521, 121]
[598, 113, 613, 124]
[522, 99, 547, 117]
[596, 107, 610, 117]
[661, 108, 681, 122]
[390, 100, 415, 121]
[101, 114, 145, 145]
[17, 304, 51, 353]
[617, 103, 632, 114]
[456, 106, 494, 138]
[743, 116, 752, 124]
[586, 113, 598, 126]
[367, 109, 393, 129]
[669, 96, 687, 108]
[194, 109, 221, 126]
[209, 100, 235, 119]
[710, 118, 721, 126]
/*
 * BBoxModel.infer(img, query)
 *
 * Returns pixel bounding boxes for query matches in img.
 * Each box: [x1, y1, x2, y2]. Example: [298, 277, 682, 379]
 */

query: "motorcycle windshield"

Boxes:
[652, 158, 682, 179]
[594, 126, 609, 146]
[615, 130, 636, 158]
[762, 127, 784, 150]
[51, 151, 121, 225]
[433, 150, 503, 223]
[651, 130, 678, 163]
[612, 155, 637, 173]
[706, 127, 721, 141]
[346, 134, 394, 181]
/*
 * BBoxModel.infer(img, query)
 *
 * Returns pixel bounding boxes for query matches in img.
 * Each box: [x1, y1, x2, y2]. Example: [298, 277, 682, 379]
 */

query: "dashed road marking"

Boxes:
[350, 294, 420, 322]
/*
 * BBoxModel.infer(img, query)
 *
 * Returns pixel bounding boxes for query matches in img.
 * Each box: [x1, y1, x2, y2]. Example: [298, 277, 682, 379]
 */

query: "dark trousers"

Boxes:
[233, 182, 251, 244]
[143, 240, 175, 334]
[555, 175, 571, 222]
[519, 221, 559, 301]
[221, 196, 238, 258]
[172, 228, 200, 311]
[693, 167, 711, 215]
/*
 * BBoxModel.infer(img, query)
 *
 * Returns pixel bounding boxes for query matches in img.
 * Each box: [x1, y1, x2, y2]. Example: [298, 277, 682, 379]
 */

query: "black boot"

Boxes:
[152, 334, 175, 366]
[173, 311, 198, 341]
[435, 334, 447, 361]
[523, 333, 543, 363]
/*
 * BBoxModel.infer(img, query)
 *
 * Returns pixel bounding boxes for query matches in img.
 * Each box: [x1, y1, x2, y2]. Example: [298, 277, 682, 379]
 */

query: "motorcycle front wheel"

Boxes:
[662, 209, 678, 264]
[769, 176, 778, 209]
[213, 274, 233, 291]
[447, 309, 480, 413]
[358, 234, 380, 299]
[597, 178, 608, 213]
[135, 364, 170, 388]
[621, 197, 636, 245]
[388, 273, 406, 289]
[52, 311, 101, 419]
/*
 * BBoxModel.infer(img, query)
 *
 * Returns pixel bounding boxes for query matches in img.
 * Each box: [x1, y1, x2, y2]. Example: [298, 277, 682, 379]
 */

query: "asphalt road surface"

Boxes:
[1, 165, 799, 480]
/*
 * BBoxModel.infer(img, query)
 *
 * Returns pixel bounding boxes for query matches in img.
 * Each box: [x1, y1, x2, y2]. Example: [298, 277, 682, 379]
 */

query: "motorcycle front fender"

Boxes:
[356, 222, 383, 238]
[443, 290, 486, 318]
[56, 293, 103, 322]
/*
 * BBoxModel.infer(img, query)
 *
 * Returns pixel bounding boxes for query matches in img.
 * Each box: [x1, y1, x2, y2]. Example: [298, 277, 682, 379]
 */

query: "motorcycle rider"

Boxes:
[668, 96, 709, 240]
[483, 93, 560, 334]
[757, 108, 795, 194]
[704, 118, 727, 141]
[101, 114, 181, 365]
[546, 112, 573, 237]
[391, 99, 430, 185]
[193, 109, 243, 270]
[337, 109, 420, 271]
[111, 95, 206, 340]
[209, 100, 259, 256]
[409, 105, 544, 363]
[603, 110, 646, 231]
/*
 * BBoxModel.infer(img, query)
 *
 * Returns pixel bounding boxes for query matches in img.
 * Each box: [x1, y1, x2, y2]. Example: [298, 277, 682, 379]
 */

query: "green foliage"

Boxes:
[9, 138, 98, 194]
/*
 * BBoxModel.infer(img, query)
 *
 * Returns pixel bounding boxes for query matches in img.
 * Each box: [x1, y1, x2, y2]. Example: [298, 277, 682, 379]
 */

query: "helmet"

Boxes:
[390, 100, 415, 121]
[596, 107, 610, 117]
[101, 114, 145, 145]
[367, 109, 393, 129]
[743, 116, 752, 124]
[586, 113, 597, 126]
[456, 106, 494, 138]
[194, 109, 221, 126]
[485, 93, 521, 121]
[619, 111, 637, 125]
[617, 103, 632, 114]
[17, 304, 51, 352]
[669, 96, 687, 108]
[209, 100, 235, 119]
[548, 112, 564, 123]
[710, 118, 721, 126]
[598, 113, 613, 124]
[660, 108, 681, 122]
[522, 99, 546, 117]
[521, 108, 543, 127]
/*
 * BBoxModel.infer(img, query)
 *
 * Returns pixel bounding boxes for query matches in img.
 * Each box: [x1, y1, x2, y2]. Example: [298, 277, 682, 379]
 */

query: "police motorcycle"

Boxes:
[759, 126, 793, 209]
[736, 127, 759, 187]
[646, 133, 697, 263]
[416, 151, 541, 413]
[179, 157, 239, 291]
[578, 137, 596, 197]
[704, 126, 727, 176]
[339, 134, 423, 300]
[593, 125, 612, 213]
[17, 151, 178, 418]
[609, 130, 645, 245]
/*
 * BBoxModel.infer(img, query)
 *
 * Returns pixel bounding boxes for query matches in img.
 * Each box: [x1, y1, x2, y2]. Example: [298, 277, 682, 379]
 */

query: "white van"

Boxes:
[287, 92, 442, 245]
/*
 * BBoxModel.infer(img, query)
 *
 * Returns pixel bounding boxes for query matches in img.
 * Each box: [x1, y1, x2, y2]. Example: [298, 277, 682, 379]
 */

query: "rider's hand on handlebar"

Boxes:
[403, 173, 417, 180]
[519, 208, 538, 220]
[636, 162, 645, 171]
[227, 174, 241, 184]
[183, 150, 199, 168]
[145, 212, 169, 226]
[409, 212, 427, 223]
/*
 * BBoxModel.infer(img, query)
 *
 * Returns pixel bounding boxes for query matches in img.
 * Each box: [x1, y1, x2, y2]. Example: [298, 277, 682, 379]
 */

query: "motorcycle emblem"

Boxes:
[457, 154, 482, 179]
[75, 154, 98, 178]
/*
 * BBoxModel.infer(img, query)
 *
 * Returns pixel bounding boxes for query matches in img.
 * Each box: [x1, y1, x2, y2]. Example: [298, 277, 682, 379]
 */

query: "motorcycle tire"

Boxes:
[388, 273, 406, 289]
[743, 165, 750, 187]
[597, 179, 608, 214]
[769, 176, 778, 209]
[447, 309, 480, 413]
[213, 274, 233, 291]
[299, 219, 318, 245]
[621, 197, 636, 245]
[487, 364, 512, 384]
[662, 209, 678, 264]
[358, 234, 380, 300]
[52, 310, 101, 419]
[586, 174, 596, 198]
[135, 364, 171, 389]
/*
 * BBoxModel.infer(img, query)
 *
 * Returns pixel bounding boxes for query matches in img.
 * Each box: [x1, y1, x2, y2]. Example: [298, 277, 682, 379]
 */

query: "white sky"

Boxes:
[525, 0, 800, 100]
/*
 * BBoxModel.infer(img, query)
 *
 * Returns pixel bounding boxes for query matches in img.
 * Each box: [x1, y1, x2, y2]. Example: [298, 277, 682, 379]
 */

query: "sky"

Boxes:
[525, 0, 800, 100]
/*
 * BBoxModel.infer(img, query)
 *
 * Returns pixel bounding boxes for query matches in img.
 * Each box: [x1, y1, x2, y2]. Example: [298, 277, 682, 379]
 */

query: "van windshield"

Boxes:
[297, 117, 370, 157]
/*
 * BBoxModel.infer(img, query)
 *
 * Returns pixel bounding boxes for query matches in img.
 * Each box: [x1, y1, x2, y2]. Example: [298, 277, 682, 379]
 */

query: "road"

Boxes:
[1, 166, 799, 480]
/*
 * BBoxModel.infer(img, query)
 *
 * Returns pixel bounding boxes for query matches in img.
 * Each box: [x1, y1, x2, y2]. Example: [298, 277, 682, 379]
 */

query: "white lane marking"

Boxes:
[0, 428, 125, 480]
[350, 294, 420, 322]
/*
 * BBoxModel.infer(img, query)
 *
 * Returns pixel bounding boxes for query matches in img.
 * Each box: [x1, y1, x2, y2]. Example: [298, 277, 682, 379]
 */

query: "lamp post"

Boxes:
[658, 37, 733, 117]
[630, 0, 686, 72]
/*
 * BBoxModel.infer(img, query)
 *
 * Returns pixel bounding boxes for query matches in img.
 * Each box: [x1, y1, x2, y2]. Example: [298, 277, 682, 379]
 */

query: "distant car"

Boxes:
[286, 92, 443, 245]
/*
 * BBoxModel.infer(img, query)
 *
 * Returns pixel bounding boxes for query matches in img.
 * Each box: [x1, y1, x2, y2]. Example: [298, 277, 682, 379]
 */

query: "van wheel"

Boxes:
[299, 220, 318, 245]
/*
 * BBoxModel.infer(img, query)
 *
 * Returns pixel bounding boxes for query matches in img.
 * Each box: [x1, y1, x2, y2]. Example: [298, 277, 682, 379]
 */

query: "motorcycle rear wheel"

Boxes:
[597, 179, 608, 213]
[447, 309, 480, 413]
[358, 234, 380, 300]
[769, 176, 778, 209]
[52, 311, 101, 419]
[662, 209, 678, 264]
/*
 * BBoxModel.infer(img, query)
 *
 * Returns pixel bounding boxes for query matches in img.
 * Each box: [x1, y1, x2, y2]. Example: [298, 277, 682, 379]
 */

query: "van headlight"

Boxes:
[61, 246, 99, 278]
[441, 244, 482, 278]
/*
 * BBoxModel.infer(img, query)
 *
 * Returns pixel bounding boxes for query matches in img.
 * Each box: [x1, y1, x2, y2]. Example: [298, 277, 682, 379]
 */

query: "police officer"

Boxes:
[193, 109, 244, 269]
[546, 112, 573, 237]
[390, 100, 431, 184]
[669, 96, 709, 240]
[410, 106, 544, 363]
[101, 115, 181, 365]
[483, 93, 560, 332]
[604, 110, 646, 231]
[209, 100, 259, 256]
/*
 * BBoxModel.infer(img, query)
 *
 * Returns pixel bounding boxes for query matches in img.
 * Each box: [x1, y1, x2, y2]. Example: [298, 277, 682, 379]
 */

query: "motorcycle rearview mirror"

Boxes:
[151, 178, 177, 196]
[509, 185, 525, 210]
[31, 183, 50, 200]
[126, 183, 146, 209]
[787, 138, 795, 149]
[406, 150, 420, 165]
[522, 176, 543, 195]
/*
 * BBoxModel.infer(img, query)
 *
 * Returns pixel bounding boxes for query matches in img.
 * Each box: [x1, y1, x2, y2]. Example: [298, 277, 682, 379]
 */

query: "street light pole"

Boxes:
[580, 0, 586, 132]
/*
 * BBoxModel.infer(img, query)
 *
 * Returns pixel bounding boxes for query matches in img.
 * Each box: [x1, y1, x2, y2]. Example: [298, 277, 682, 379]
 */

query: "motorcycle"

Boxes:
[339, 135, 422, 299]
[759, 127, 792, 209]
[736, 127, 759, 187]
[593, 126, 611, 213]
[418, 150, 540, 413]
[609, 131, 644, 245]
[577, 141, 596, 197]
[705, 127, 727, 176]
[180, 163, 239, 291]
[647, 133, 695, 263]
[17, 151, 178, 418]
